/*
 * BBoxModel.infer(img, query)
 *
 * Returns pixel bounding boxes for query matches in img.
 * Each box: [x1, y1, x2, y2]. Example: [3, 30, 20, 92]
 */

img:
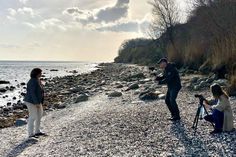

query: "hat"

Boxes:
[157, 58, 168, 64]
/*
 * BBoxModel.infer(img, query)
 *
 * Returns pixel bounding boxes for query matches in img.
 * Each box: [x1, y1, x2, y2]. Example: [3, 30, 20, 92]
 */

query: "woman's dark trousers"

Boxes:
[204, 109, 224, 131]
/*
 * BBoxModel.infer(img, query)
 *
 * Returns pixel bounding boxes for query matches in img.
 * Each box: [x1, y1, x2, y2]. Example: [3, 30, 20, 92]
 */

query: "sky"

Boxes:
[0, 0, 187, 62]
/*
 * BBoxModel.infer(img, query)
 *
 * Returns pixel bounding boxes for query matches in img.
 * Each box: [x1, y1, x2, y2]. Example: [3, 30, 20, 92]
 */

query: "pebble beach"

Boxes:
[0, 63, 236, 157]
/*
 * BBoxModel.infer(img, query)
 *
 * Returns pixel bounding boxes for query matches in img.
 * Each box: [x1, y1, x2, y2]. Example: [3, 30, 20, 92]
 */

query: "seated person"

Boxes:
[203, 83, 234, 134]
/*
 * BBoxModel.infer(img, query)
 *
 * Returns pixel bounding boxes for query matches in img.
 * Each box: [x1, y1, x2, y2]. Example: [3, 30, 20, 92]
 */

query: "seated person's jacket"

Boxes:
[211, 95, 234, 131]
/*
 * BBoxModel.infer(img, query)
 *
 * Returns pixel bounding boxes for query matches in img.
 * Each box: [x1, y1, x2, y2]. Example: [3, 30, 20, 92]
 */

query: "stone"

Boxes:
[15, 118, 27, 127]
[69, 70, 78, 74]
[20, 82, 26, 86]
[0, 88, 7, 93]
[227, 85, 236, 96]
[154, 90, 162, 95]
[12, 104, 24, 110]
[99, 80, 106, 86]
[139, 78, 152, 84]
[131, 73, 145, 79]
[139, 91, 160, 101]
[127, 83, 139, 90]
[50, 69, 59, 71]
[21, 92, 26, 96]
[108, 91, 122, 97]
[190, 77, 199, 84]
[60, 90, 72, 95]
[10, 86, 16, 91]
[199, 81, 208, 88]
[206, 78, 214, 84]
[116, 84, 123, 88]
[56, 104, 66, 109]
[214, 79, 229, 86]
[194, 85, 201, 91]
[158, 94, 166, 99]
[123, 73, 145, 81]
[69, 86, 85, 93]
[74, 94, 89, 103]
[0, 80, 10, 84]
[0, 117, 14, 128]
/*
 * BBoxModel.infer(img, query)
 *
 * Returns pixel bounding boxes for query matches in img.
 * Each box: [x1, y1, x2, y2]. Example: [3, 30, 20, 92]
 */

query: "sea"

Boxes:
[0, 61, 98, 107]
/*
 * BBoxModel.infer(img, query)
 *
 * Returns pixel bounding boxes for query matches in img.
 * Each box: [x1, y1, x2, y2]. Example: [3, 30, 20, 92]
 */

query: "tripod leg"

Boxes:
[192, 107, 201, 129]
[202, 105, 215, 128]
[192, 112, 198, 128]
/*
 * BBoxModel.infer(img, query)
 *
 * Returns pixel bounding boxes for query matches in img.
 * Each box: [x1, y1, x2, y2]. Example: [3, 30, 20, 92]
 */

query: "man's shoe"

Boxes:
[168, 117, 181, 121]
[28, 135, 38, 139]
[210, 129, 222, 134]
[35, 132, 47, 136]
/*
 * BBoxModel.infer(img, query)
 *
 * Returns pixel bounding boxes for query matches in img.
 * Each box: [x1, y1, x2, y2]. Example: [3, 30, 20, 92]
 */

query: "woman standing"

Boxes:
[204, 84, 234, 134]
[24, 68, 46, 138]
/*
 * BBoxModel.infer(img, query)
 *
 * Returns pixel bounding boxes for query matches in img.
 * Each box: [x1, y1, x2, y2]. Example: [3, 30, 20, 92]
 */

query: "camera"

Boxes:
[194, 94, 205, 100]
[148, 67, 155, 71]
[194, 94, 206, 105]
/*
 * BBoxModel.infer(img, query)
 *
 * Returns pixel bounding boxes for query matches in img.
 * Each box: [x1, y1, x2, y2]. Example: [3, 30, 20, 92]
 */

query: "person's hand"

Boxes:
[36, 104, 41, 108]
[203, 101, 211, 110]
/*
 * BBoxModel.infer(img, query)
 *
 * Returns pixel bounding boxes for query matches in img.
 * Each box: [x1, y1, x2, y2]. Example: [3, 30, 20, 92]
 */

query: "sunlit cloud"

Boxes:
[19, 0, 29, 4]
[7, 8, 17, 16]
[62, 0, 151, 34]
[64, 0, 129, 24]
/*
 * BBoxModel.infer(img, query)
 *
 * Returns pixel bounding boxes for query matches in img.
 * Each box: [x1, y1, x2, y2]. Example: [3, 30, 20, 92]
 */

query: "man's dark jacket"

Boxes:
[24, 78, 44, 104]
[156, 63, 182, 90]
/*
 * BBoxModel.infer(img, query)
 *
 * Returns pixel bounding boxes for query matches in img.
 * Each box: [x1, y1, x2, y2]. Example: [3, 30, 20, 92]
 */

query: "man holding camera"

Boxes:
[156, 58, 182, 121]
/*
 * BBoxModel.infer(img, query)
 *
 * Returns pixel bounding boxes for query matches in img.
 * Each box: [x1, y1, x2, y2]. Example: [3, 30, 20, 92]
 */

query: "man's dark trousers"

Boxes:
[165, 88, 181, 119]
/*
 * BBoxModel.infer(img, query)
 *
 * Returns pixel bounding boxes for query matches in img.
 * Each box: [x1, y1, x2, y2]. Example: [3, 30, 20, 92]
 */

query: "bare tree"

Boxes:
[149, 0, 180, 36]
[149, 0, 181, 58]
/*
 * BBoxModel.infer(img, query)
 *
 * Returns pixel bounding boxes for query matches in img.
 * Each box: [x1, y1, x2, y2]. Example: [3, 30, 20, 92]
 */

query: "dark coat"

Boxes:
[24, 78, 44, 104]
[156, 63, 182, 90]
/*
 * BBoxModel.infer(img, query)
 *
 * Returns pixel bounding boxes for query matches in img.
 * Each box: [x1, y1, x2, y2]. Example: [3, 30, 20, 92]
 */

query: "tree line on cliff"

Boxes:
[114, 0, 236, 81]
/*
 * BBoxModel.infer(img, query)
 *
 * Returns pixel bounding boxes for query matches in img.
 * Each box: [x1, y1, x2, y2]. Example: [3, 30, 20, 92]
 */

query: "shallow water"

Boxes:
[0, 61, 98, 107]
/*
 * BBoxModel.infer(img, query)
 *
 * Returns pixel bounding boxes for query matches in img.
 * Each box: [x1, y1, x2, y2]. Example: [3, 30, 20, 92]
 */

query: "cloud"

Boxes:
[0, 43, 21, 49]
[97, 21, 139, 32]
[95, 0, 129, 23]
[23, 22, 36, 28]
[3, 0, 150, 34]
[64, 0, 130, 25]
[39, 18, 67, 31]
[96, 18, 151, 33]
[7, 7, 37, 18]
[17, 7, 36, 17]
[19, 0, 29, 4]
[61, 0, 151, 34]
[8, 8, 17, 16]
[65, 8, 84, 15]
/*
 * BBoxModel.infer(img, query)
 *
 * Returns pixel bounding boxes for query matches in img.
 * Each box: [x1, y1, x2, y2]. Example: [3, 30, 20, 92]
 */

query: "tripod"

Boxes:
[192, 95, 214, 130]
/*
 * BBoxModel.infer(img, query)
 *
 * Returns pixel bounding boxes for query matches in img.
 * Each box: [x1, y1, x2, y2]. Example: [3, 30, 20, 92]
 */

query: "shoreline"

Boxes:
[0, 63, 145, 128]
[0, 62, 99, 128]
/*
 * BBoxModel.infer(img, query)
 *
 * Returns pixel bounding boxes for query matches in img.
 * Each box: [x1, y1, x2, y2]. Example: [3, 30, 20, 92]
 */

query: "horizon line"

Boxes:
[0, 59, 107, 63]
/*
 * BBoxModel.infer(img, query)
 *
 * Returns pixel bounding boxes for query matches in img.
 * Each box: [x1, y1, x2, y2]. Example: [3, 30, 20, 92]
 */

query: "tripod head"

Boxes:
[192, 94, 215, 131]
[195, 94, 206, 105]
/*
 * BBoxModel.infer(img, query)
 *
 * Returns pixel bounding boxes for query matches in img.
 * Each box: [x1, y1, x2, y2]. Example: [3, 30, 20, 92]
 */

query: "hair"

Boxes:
[30, 68, 42, 78]
[210, 83, 229, 99]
